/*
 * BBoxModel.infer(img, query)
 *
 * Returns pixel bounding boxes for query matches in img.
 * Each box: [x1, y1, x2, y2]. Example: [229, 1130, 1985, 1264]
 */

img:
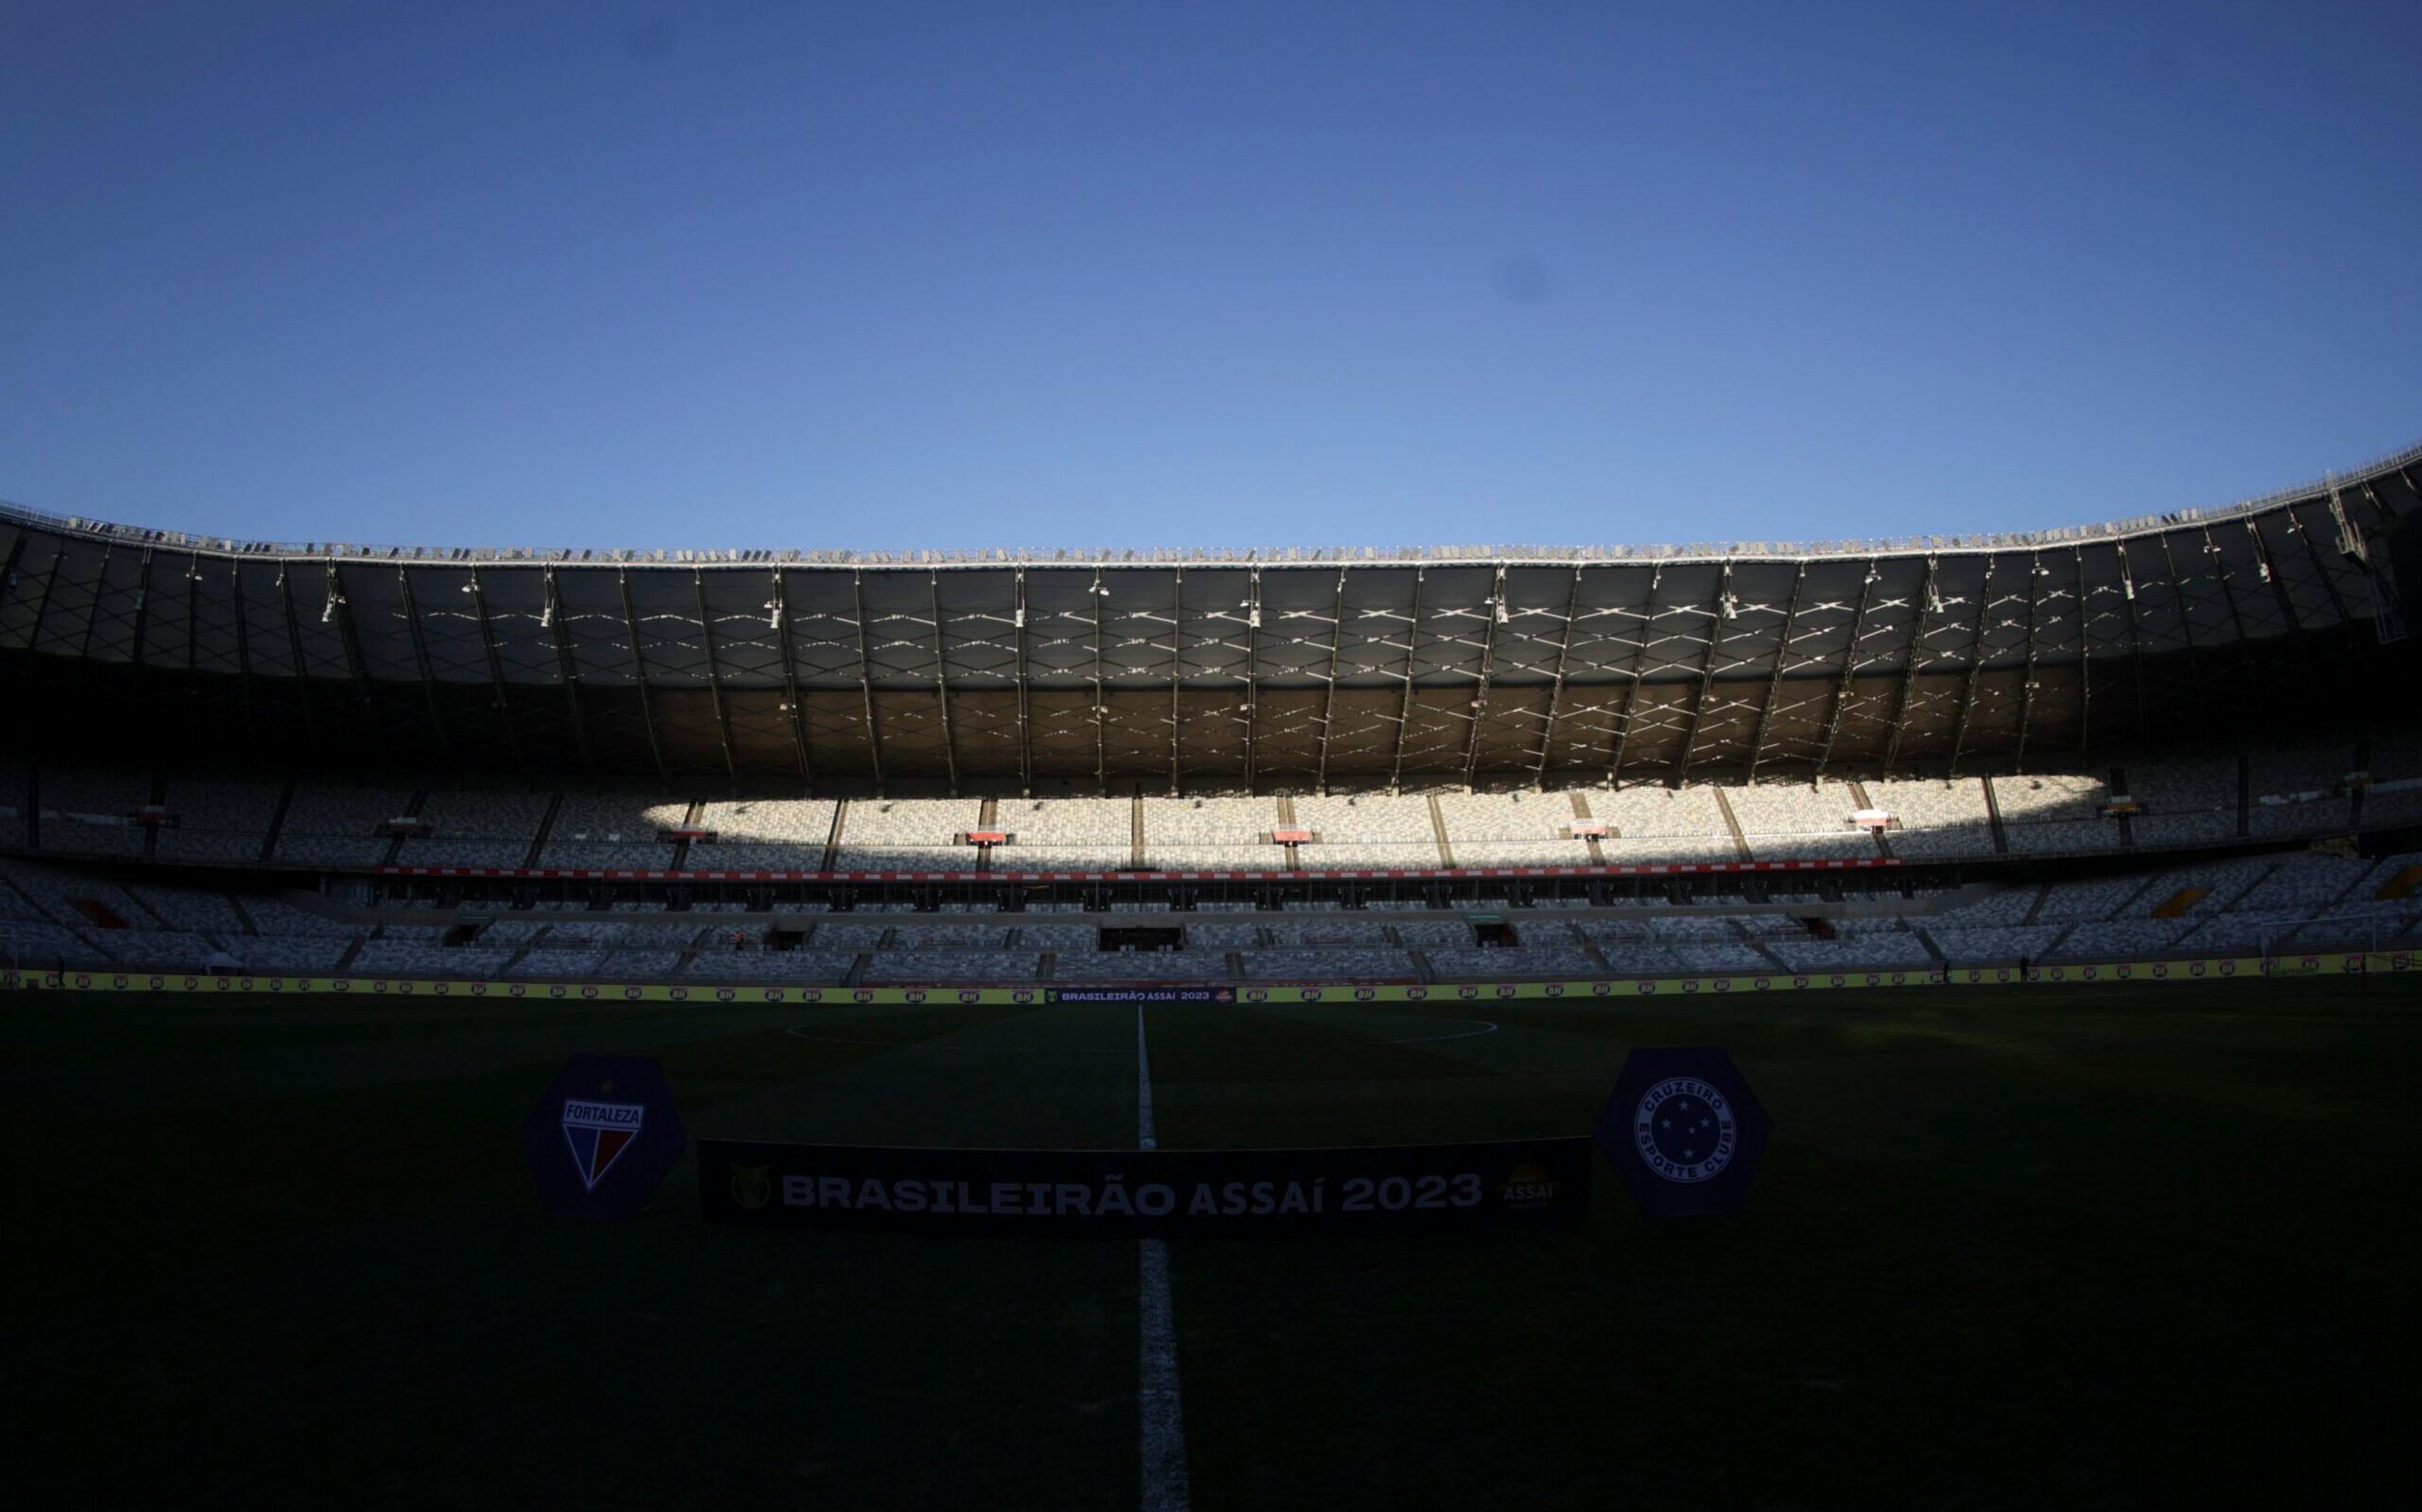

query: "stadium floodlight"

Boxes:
[763, 598, 782, 629]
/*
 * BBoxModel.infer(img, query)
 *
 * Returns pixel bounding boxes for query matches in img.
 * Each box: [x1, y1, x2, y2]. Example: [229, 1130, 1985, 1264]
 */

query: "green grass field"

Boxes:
[8, 978, 2417, 1508]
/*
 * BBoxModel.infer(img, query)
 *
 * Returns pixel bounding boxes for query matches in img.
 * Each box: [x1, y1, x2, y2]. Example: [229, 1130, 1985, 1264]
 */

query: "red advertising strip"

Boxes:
[370, 857, 1900, 882]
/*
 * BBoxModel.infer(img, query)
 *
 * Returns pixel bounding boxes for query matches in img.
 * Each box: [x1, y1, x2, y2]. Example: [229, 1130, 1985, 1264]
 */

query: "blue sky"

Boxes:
[4, 1, 2419, 551]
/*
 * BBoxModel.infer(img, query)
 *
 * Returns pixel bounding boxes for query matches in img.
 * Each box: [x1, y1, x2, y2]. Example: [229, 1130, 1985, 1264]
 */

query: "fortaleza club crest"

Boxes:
[561, 1096, 645, 1192]
[1595, 1046, 1772, 1219]
[520, 1054, 687, 1220]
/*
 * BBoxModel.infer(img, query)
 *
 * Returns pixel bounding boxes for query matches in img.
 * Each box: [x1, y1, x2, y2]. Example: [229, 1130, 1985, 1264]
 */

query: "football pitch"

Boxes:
[8, 977, 2417, 1508]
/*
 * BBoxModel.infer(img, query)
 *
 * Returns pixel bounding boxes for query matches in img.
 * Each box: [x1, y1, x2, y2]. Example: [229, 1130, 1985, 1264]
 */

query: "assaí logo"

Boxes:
[1499, 1162, 1560, 1209]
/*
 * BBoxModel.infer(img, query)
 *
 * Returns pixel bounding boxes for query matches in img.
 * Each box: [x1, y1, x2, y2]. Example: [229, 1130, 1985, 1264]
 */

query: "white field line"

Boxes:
[1136, 1006, 1191, 1512]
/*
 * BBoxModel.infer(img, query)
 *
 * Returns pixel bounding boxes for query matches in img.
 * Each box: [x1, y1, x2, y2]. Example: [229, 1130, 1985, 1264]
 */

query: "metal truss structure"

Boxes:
[3, 442, 2416, 791]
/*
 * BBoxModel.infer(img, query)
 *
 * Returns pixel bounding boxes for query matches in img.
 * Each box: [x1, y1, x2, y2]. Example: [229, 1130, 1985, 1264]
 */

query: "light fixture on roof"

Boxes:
[1494, 599, 1509, 624]
[764, 598, 782, 630]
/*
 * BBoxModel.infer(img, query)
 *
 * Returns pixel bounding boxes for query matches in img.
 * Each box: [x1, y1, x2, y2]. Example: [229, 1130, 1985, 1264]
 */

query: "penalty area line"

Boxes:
[1135, 1005, 1191, 1512]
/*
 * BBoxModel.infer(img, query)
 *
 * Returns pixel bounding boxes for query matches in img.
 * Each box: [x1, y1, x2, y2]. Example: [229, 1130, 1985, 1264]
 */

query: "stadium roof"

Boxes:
[3, 441, 2416, 791]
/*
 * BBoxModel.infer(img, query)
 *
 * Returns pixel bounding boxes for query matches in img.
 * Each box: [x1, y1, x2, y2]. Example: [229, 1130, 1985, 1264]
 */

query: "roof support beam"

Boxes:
[395, 565, 457, 772]
[1531, 565, 1585, 791]
[1313, 568, 1347, 794]
[219, 556, 262, 764]
[2198, 526, 2267, 724]
[1167, 567, 1185, 796]
[2284, 502, 2354, 627]
[76, 543, 115, 660]
[693, 571, 739, 786]
[850, 569, 885, 796]
[1460, 564, 1507, 789]
[1881, 555, 1939, 776]
[1674, 560, 1735, 784]
[1813, 558, 1882, 779]
[1606, 564, 1663, 788]
[2014, 552, 2045, 772]
[1241, 567, 1262, 795]
[768, 571, 814, 794]
[126, 545, 154, 671]
[541, 570, 597, 779]
[2245, 519, 2305, 637]
[324, 562, 390, 759]
[2153, 533, 2208, 733]
[275, 563, 322, 760]
[1744, 560, 1810, 783]
[465, 567, 524, 767]
[2069, 547, 2090, 758]
[927, 570, 959, 797]
[1386, 567, 1427, 794]
[617, 568, 669, 787]
[19, 536, 66, 650]
[1946, 554, 1997, 776]
[1012, 569, 1033, 798]
[2114, 544, 2151, 748]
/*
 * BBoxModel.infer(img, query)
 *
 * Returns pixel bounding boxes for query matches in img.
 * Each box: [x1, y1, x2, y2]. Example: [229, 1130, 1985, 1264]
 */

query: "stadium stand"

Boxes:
[1140, 796, 1281, 871]
[834, 798, 984, 871]
[997, 796, 1132, 871]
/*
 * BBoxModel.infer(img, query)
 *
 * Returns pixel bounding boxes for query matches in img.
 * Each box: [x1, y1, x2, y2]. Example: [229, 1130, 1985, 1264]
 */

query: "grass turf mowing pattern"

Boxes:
[8, 978, 2418, 1506]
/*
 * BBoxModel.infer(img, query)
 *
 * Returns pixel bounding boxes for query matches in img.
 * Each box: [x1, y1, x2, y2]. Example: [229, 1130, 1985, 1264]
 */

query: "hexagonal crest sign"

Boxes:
[520, 1054, 687, 1220]
[1595, 1046, 1772, 1218]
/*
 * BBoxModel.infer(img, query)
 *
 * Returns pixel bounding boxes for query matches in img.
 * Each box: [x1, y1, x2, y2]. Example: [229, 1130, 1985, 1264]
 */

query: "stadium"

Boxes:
[4, 440, 2420, 991]
[8, 446, 2420, 1508]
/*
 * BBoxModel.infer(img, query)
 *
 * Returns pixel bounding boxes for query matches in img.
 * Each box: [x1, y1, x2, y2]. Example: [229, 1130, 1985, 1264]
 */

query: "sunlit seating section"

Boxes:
[1921, 924, 2066, 962]
[691, 797, 840, 870]
[833, 798, 984, 870]
[395, 788, 552, 868]
[1053, 951, 1236, 980]
[1426, 945, 1598, 979]
[274, 785, 417, 867]
[1729, 782, 1874, 860]
[1991, 774, 2114, 854]
[535, 794, 686, 869]
[1242, 948, 1413, 979]
[2128, 756, 2239, 847]
[865, 951, 1042, 983]
[993, 796, 1132, 871]
[37, 768, 153, 858]
[1288, 794, 1441, 869]
[1435, 791, 1584, 867]
[1598, 785, 1738, 864]
[1141, 796, 1282, 871]
[1861, 778, 1993, 858]
[158, 777, 282, 862]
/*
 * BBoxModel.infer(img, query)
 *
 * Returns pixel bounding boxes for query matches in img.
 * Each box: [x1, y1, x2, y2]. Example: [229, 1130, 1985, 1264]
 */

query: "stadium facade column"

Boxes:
[850, 569, 886, 796]
[693, 569, 740, 786]
[1946, 553, 1998, 777]
[1675, 558, 1735, 784]
[1813, 557, 1882, 780]
[1745, 559, 1810, 783]
[927, 569, 960, 797]
[1314, 567, 1347, 795]
[2066, 545, 2090, 760]
[199, 551, 261, 764]
[1530, 563, 1586, 791]
[464, 566, 525, 769]
[1881, 554, 1938, 777]
[394, 563, 459, 772]
[541, 567, 599, 779]
[616, 567, 670, 786]
[72, 540, 114, 661]
[1605, 562, 1663, 788]
[1012, 568, 1033, 798]
[768, 569, 815, 794]
[2201, 525, 2272, 723]
[1386, 566, 1427, 794]
[1460, 563, 1506, 789]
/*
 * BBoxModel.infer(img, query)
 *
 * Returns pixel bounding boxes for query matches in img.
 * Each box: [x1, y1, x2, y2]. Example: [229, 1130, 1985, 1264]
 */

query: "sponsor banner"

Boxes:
[699, 1136, 1591, 1236]
[1047, 987, 1238, 1004]
[519, 1055, 688, 1220]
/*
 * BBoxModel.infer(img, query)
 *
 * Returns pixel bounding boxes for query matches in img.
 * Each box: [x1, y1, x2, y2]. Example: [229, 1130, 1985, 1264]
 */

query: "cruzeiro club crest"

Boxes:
[1632, 1076, 1736, 1183]
[562, 1097, 646, 1191]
